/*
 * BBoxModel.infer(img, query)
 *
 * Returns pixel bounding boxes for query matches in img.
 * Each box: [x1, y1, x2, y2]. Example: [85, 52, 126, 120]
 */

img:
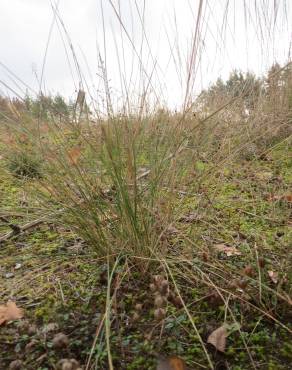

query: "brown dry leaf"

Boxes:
[157, 356, 187, 370]
[268, 194, 292, 202]
[268, 270, 278, 284]
[207, 325, 227, 352]
[283, 194, 292, 202]
[68, 147, 81, 165]
[0, 301, 24, 325]
[214, 244, 241, 257]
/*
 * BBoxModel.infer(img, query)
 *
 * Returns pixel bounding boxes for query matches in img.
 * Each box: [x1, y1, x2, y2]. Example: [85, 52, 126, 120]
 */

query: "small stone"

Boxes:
[14, 263, 22, 270]
[5, 272, 15, 279]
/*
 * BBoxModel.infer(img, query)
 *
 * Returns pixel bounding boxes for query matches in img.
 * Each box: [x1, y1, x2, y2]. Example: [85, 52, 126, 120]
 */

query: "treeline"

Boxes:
[196, 62, 292, 117]
[0, 93, 90, 121]
[0, 62, 291, 122]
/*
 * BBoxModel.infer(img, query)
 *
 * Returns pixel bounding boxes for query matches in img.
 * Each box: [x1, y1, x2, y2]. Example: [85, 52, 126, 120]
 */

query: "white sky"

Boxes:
[0, 0, 291, 110]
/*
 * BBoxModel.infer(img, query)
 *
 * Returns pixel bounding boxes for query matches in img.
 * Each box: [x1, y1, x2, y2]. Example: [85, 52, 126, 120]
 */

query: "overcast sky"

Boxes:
[0, 0, 291, 110]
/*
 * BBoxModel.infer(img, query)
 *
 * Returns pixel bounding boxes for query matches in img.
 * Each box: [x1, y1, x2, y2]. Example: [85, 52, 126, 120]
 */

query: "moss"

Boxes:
[0, 140, 291, 369]
[280, 342, 292, 360]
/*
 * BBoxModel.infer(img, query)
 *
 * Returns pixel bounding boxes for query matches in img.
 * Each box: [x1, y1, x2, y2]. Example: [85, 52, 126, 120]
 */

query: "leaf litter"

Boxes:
[214, 243, 241, 256]
[207, 322, 241, 352]
[0, 301, 24, 325]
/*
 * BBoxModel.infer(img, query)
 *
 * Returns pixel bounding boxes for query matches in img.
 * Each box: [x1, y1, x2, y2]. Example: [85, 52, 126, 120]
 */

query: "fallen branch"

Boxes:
[0, 214, 57, 243]
[0, 218, 44, 243]
[0, 216, 21, 234]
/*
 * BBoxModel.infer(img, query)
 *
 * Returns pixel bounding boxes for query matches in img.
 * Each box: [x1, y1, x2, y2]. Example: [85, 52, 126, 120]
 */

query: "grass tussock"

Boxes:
[0, 1, 292, 369]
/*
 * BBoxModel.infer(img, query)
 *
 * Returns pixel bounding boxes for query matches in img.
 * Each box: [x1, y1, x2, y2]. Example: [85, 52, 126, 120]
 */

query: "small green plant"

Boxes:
[7, 151, 42, 179]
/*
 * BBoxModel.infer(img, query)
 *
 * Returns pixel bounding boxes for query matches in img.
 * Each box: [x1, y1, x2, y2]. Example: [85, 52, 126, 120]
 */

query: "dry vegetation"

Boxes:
[0, 1, 292, 369]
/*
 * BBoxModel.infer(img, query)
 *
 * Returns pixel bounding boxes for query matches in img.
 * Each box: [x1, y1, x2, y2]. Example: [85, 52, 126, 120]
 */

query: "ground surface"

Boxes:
[0, 143, 291, 370]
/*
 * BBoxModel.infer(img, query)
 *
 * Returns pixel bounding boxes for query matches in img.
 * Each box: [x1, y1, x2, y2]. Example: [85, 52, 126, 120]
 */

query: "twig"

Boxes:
[0, 216, 21, 234]
[0, 214, 54, 243]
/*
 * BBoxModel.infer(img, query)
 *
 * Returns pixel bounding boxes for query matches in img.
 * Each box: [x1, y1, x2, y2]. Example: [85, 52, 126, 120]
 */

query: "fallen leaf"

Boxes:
[68, 147, 81, 165]
[214, 244, 241, 257]
[283, 194, 292, 202]
[268, 270, 278, 284]
[0, 301, 24, 325]
[207, 325, 227, 352]
[157, 356, 187, 370]
[268, 194, 292, 203]
[4, 272, 15, 279]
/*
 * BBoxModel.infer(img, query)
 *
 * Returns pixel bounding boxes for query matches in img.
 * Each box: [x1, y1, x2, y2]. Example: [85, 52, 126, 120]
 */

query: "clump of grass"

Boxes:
[7, 150, 42, 179]
[0, 2, 291, 369]
[36, 113, 202, 258]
